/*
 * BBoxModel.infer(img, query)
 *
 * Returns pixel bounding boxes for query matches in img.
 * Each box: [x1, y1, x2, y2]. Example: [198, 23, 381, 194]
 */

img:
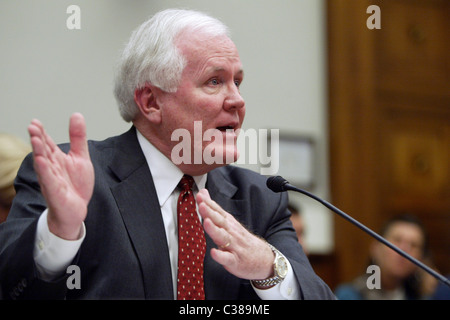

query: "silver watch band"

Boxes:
[251, 244, 286, 289]
[251, 275, 284, 288]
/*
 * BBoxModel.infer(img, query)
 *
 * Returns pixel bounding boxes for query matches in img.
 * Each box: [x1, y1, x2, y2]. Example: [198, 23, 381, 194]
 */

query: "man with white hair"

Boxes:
[0, 9, 334, 300]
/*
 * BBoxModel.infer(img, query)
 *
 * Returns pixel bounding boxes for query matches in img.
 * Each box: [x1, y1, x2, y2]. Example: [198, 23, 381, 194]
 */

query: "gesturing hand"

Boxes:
[196, 189, 274, 281]
[28, 113, 94, 240]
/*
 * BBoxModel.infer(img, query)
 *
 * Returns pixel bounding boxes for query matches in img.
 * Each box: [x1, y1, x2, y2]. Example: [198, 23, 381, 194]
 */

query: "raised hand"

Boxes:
[196, 189, 274, 281]
[28, 113, 94, 240]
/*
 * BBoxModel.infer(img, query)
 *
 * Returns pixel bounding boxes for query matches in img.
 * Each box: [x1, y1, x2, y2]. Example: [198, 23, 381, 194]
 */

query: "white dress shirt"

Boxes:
[33, 129, 299, 299]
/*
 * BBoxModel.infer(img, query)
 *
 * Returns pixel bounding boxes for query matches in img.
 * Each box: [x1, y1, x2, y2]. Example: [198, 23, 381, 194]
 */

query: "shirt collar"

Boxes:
[136, 129, 207, 207]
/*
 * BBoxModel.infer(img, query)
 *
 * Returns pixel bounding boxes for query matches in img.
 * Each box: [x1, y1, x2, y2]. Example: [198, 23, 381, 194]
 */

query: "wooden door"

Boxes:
[327, 0, 450, 286]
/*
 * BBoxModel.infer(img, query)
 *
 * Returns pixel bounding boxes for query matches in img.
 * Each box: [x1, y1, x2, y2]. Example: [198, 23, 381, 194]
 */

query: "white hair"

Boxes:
[113, 9, 230, 122]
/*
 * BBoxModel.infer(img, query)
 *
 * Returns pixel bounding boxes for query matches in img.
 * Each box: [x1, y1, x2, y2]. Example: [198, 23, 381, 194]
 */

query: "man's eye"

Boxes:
[209, 78, 220, 86]
[234, 80, 241, 88]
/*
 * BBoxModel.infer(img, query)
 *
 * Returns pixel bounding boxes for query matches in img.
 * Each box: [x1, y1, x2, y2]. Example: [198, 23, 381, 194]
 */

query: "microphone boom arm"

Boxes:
[278, 179, 450, 288]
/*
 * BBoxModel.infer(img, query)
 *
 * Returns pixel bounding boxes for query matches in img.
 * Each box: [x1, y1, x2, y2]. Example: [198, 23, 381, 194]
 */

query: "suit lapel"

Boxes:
[108, 127, 173, 299]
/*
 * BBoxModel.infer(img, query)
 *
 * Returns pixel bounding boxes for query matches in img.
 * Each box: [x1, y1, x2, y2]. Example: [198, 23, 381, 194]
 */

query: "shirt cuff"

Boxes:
[251, 258, 300, 300]
[33, 209, 85, 281]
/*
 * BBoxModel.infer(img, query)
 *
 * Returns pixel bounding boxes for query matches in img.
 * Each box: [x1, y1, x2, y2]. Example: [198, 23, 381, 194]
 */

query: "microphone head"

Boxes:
[266, 176, 289, 193]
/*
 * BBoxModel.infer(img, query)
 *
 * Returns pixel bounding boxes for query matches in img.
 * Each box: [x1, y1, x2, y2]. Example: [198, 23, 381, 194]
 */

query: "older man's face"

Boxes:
[159, 31, 245, 175]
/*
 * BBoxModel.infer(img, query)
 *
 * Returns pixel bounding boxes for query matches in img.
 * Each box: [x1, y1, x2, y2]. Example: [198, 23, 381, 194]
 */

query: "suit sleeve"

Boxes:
[0, 153, 72, 299]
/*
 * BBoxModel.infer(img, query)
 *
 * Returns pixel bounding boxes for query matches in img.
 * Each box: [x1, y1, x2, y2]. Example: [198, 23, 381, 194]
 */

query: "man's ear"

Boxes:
[134, 83, 162, 124]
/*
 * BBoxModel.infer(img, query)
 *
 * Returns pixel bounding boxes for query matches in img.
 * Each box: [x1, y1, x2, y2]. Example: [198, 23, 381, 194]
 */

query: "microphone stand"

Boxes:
[275, 178, 450, 288]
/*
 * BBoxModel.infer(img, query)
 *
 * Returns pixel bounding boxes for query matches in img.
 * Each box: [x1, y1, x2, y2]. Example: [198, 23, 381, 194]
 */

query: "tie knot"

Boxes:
[178, 175, 195, 191]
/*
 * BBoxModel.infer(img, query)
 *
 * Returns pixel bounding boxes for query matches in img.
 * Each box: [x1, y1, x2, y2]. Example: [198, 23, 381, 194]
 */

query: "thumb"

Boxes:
[69, 113, 89, 158]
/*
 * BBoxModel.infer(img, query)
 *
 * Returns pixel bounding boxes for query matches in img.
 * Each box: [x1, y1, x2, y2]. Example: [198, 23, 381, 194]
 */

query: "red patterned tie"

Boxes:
[177, 175, 206, 300]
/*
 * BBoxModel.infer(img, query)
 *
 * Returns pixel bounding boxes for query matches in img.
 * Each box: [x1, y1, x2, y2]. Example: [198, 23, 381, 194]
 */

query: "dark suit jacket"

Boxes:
[0, 127, 334, 300]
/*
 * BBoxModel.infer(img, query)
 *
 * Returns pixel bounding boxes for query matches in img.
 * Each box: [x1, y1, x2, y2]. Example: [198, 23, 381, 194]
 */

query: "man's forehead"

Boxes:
[205, 66, 244, 76]
[177, 33, 242, 74]
[176, 31, 238, 57]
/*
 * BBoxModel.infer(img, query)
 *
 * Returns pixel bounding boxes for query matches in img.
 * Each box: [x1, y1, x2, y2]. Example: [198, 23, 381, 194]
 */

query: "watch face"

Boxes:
[276, 256, 288, 278]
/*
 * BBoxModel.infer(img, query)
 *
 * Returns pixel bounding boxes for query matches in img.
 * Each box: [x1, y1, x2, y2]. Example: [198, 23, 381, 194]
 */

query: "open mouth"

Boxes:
[216, 125, 235, 132]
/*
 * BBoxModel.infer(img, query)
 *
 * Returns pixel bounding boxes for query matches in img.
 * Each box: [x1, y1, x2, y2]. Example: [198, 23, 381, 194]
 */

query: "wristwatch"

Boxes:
[251, 243, 288, 289]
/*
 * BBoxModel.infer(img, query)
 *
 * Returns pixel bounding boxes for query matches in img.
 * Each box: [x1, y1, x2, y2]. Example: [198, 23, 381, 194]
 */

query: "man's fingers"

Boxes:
[197, 189, 274, 280]
[28, 119, 58, 158]
[28, 120, 46, 157]
[28, 114, 89, 160]
[210, 247, 235, 267]
[196, 189, 229, 222]
[69, 113, 89, 158]
[203, 216, 231, 248]
[197, 196, 228, 230]
[198, 189, 228, 217]
[28, 120, 58, 191]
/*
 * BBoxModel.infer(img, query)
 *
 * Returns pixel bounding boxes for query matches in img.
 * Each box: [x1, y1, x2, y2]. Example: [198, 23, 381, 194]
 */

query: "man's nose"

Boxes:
[223, 84, 245, 111]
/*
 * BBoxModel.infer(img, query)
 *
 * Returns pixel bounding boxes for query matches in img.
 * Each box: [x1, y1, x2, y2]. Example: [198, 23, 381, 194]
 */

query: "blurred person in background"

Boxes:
[0, 133, 31, 223]
[431, 275, 450, 300]
[335, 214, 438, 300]
[288, 203, 308, 256]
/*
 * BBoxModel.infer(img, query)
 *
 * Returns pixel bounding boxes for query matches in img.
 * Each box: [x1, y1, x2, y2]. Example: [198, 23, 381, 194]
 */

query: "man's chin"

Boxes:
[177, 162, 227, 177]
[201, 141, 238, 163]
[178, 147, 239, 176]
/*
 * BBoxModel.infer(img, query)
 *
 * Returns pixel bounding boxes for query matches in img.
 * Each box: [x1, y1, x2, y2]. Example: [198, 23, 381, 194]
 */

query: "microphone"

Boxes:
[267, 175, 450, 288]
